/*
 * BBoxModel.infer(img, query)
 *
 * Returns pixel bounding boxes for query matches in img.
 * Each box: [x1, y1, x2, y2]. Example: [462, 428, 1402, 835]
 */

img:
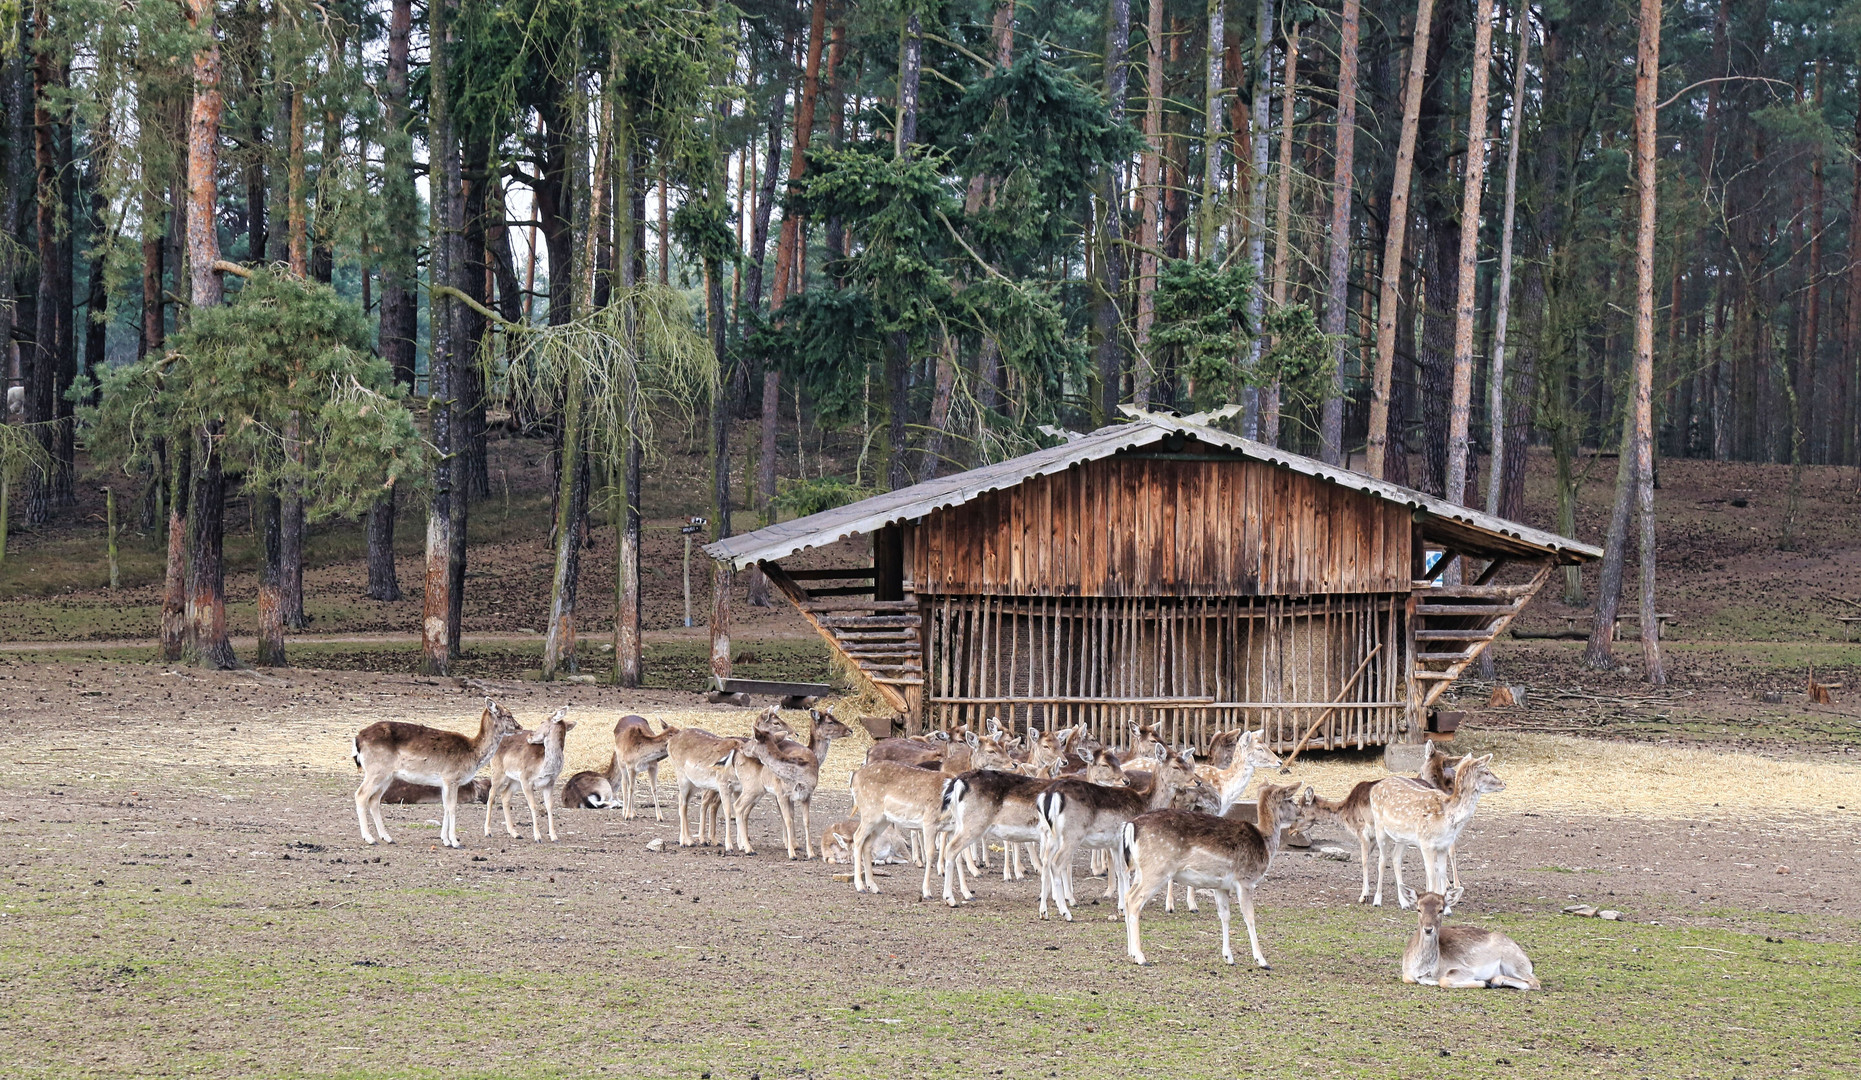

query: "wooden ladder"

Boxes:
[760, 564, 923, 712]
[1409, 563, 1553, 709]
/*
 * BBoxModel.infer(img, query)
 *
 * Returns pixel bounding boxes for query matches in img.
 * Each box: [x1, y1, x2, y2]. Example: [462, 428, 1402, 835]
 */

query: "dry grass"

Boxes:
[1276, 729, 1861, 822]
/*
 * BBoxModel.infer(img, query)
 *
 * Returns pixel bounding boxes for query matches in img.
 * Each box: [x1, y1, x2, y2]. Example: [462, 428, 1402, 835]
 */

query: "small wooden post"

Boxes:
[105, 487, 119, 589]
[683, 534, 694, 627]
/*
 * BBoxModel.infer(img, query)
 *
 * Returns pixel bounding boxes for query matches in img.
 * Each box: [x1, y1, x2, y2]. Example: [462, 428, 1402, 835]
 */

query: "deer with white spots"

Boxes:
[351, 698, 523, 848]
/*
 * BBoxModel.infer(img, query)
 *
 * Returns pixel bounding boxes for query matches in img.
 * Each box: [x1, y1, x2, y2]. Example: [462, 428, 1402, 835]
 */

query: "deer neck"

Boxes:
[1404, 923, 1442, 980]
[540, 726, 567, 777]
[809, 729, 836, 762]
[1253, 800, 1296, 860]
[470, 713, 507, 771]
[1145, 774, 1182, 811]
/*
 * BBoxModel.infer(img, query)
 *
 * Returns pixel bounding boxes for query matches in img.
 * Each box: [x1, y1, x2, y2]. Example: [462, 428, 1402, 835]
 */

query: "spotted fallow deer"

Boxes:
[1400, 886, 1539, 989]
[736, 708, 852, 859]
[577, 714, 679, 819]
[1032, 746, 1198, 921]
[668, 727, 750, 850]
[935, 768, 1054, 906]
[380, 777, 491, 805]
[351, 698, 523, 847]
[1120, 782, 1314, 967]
[1370, 753, 1505, 909]
[1307, 740, 1460, 903]
[484, 706, 575, 842]
[845, 760, 953, 898]
[820, 817, 912, 865]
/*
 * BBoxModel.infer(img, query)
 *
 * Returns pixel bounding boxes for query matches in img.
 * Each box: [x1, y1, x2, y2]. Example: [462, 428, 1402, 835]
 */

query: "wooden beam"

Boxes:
[777, 567, 878, 581]
[761, 562, 909, 713]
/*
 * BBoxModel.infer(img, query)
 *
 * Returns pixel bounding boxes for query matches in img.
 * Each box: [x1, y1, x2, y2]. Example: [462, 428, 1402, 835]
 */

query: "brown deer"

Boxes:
[935, 768, 1055, 906]
[483, 706, 575, 842]
[668, 728, 750, 850]
[845, 761, 953, 898]
[380, 777, 491, 805]
[1196, 730, 1282, 815]
[351, 698, 523, 847]
[1306, 740, 1460, 904]
[1400, 886, 1540, 989]
[1120, 781, 1314, 967]
[821, 817, 912, 865]
[561, 717, 682, 813]
[1370, 753, 1505, 909]
[736, 708, 851, 858]
[1032, 746, 1198, 921]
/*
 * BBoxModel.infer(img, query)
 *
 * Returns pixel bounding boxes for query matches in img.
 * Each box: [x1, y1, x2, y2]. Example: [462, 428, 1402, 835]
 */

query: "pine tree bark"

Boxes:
[1200, 0, 1224, 257]
[1804, 63, 1824, 461]
[183, 0, 234, 668]
[1443, 0, 1497, 509]
[367, 0, 416, 603]
[257, 491, 285, 666]
[887, 13, 922, 489]
[420, 0, 461, 675]
[1318, 0, 1362, 465]
[1241, 0, 1273, 435]
[1631, 0, 1664, 683]
[708, 252, 734, 681]
[1584, 408, 1635, 669]
[1097, 0, 1134, 425]
[1486, 13, 1529, 513]
[615, 128, 644, 688]
[27, 0, 62, 527]
[1260, 21, 1301, 447]
[1365, 0, 1436, 478]
[1134, 0, 1163, 407]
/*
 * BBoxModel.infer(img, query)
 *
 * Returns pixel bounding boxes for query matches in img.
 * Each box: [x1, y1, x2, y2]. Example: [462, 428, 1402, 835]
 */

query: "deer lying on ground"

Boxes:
[1121, 782, 1313, 967]
[1400, 885, 1539, 989]
[560, 715, 678, 812]
[820, 817, 912, 865]
[484, 706, 575, 842]
[1033, 746, 1198, 921]
[736, 708, 852, 858]
[381, 777, 491, 805]
[668, 727, 750, 850]
[351, 698, 523, 847]
[846, 760, 953, 898]
[1370, 753, 1504, 910]
[1305, 740, 1460, 904]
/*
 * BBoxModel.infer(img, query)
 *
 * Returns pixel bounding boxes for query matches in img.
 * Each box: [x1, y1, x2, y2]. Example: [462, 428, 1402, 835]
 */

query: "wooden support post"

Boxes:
[105, 488, 119, 590]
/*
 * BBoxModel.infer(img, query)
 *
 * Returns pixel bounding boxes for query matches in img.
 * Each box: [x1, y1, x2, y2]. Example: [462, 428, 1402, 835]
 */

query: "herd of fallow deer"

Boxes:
[350, 699, 1535, 989]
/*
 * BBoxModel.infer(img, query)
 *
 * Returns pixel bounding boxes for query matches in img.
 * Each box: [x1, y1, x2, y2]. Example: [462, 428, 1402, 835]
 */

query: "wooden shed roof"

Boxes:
[705, 414, 1604, 570]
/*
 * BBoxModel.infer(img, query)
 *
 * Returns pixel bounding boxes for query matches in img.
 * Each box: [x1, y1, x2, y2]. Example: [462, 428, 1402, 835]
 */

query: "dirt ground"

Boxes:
[1, 658, 1857, 1078]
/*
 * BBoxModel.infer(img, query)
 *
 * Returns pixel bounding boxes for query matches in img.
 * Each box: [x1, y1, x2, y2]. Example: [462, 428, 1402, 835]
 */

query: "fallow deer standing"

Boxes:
[1120, 781, 1314, 967]
[554, 715, 679, 812]
[1033, 746, 1198, 921]
[845, 761, 953, 898]
[1306, 740, 1459, 903]
[483, 706, 575, 842]
[936, 768, 1055, 906]
[1370, 753, 1505, 909]
[351, 698, 523, 847]
[736, 708, 851, 858]
[668, 727, 750, 850]
[1400, 886, 1539, 989]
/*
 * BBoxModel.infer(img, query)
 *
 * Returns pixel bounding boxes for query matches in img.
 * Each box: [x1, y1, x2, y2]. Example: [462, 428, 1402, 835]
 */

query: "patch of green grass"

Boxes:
[1, 878, 1855, 1078]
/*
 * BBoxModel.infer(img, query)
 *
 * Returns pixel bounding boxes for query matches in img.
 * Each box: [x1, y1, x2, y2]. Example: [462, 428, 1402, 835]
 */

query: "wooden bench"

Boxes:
[1836, 616, 1861, 642]
[705, 676, 834, 709]
[1563, 612, 1675, 640]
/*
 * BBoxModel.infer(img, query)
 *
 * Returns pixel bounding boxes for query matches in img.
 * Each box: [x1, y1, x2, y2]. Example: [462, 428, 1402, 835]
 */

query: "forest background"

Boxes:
[0, 0, 1847, 688]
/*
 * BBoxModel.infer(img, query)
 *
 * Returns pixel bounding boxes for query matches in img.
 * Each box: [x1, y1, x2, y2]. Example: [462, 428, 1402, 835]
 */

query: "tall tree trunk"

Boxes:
[1443, 0, 1496, 509]
[287, 83, 306, 275]
[1804, 63, 1824, 462]
[257, 491, 285, 665]
[0, 27, 21, 392]
[1097, 0, 1134, 425]
[1261, 21, 1301, 447]
[27, 0, 61, 527]
[708, 252, 733, 681]
[1241, 0, 1274, 436]
[1845, 69, 1861, 465]
[1318, 0, 1362, 465]
[1365, 0, 1436, 478]
[1420, 222, 1455, 497]
[184, 0, 234, 668]
[1135, 0, 1163, 407]
[160, 447, 190, 660]
[1485, 11, 1529, 513]
[420, 0, 461, 675]
[367, 0, 416, 603]
[615, 124, 644, 688]
[1631, 0, 1664, 684]
[82, 156, 106, 395]
[1584, 408, 1635, 669]
[1200, 0, 1225, 256]
[886, 13, 922, 488]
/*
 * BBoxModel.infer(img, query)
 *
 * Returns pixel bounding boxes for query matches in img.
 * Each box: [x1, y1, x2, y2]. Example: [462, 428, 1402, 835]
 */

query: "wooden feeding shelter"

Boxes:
[704, 412, 1600, 752]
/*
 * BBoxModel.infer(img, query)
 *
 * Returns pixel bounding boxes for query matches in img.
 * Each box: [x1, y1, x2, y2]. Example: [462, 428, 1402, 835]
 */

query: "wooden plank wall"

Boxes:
[922, 593, 1407, 753]
[910, 454, 1412, 597]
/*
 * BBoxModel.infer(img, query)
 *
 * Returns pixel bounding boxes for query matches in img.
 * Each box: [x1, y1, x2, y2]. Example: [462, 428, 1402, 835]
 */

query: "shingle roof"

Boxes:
[705, 414, 1604, 569]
